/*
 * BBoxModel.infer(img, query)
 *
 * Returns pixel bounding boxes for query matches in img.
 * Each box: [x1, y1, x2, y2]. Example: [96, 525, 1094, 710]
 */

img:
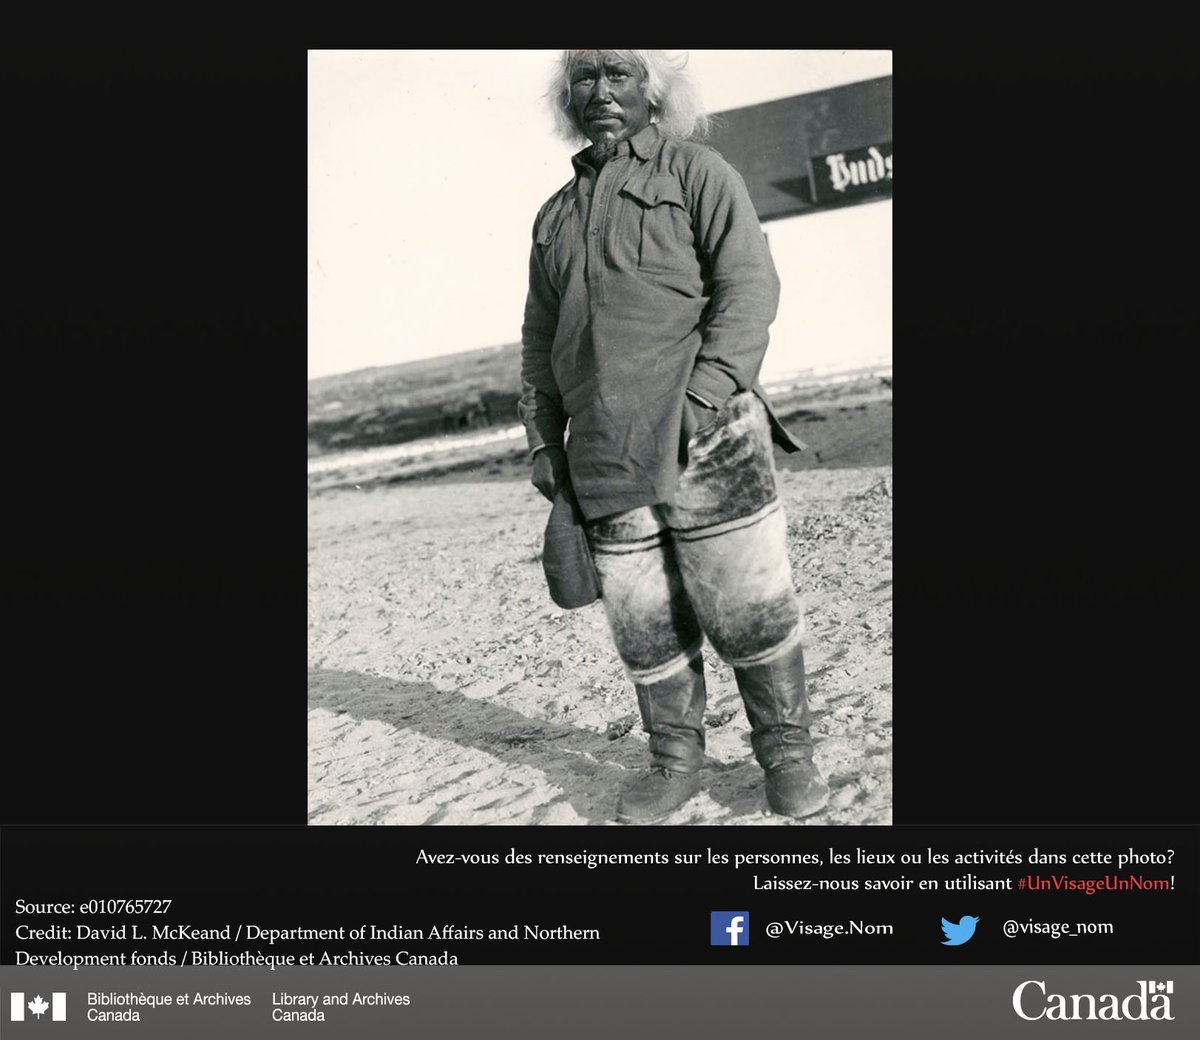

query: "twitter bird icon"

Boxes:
[941, 916, 979, 946]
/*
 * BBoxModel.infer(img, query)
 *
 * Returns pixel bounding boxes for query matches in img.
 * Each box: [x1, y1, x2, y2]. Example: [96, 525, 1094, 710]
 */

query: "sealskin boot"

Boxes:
[734, 643, 829, 818]
[616, 656, 706, 824]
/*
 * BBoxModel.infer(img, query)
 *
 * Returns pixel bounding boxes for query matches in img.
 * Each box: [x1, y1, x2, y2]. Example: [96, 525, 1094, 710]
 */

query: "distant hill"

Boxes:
[308, 342, 524, 455]
[308, 340, 892, 459]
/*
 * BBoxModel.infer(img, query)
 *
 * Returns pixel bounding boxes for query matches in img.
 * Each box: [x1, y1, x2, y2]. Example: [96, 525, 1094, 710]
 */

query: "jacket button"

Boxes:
[590, 228, 599, 236]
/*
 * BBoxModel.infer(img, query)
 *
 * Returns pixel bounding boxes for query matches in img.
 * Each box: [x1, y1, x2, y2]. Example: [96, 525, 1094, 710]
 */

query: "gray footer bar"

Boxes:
[3, 966, 1195, 1036]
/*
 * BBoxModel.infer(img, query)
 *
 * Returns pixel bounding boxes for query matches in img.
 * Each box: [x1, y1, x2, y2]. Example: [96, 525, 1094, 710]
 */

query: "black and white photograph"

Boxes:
[307, 49, 893, 826]
[5, 39, 1200, 1038]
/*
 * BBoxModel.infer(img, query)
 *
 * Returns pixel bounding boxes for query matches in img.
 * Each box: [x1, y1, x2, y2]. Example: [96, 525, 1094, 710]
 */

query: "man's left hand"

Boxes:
[682, 394, 720, 446]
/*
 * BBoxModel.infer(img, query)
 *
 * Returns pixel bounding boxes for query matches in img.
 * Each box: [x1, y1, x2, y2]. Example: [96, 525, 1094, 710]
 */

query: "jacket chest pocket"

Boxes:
[618, 175, 693, 273]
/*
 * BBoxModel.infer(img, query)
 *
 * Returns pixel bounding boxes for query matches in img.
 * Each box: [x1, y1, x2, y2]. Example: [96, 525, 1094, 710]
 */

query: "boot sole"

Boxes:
[616, 810, 671, 825]
[766, 784, 830, 819]
[615, 791, 701, 825]
[616, 809, 685, 825]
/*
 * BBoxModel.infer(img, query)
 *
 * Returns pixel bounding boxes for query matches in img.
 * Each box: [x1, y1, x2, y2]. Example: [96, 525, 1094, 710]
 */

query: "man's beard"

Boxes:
[587, 138, 621, 167]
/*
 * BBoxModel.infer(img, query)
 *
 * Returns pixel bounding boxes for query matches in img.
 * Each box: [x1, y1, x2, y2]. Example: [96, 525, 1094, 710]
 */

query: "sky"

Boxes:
[307, 50, 893, 381]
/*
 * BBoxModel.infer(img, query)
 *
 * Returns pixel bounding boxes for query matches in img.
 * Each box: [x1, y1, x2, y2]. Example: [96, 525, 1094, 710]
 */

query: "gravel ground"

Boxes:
[308, 440, 892, 826]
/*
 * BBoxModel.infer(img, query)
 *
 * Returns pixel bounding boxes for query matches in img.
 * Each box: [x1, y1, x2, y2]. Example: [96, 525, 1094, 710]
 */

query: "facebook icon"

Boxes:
[710, 911, 750, 946]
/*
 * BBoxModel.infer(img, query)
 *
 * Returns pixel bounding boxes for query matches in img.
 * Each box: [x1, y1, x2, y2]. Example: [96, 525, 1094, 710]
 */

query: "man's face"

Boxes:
[569, 52, 651, 146]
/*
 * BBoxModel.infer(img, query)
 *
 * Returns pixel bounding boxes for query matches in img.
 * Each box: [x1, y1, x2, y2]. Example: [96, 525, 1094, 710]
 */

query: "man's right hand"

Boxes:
[531, 445, 569, 502]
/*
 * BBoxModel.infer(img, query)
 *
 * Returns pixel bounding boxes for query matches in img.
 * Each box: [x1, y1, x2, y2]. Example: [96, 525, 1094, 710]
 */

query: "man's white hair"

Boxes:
[548, 50, 711, 146]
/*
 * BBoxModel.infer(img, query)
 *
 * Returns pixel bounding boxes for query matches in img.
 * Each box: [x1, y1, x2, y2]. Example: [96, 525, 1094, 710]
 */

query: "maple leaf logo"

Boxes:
[28, 994, 50, 1018]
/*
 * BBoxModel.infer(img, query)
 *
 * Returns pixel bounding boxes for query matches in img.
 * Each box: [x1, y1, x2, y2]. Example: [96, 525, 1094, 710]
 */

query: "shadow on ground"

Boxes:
[308, 667, 804, 825]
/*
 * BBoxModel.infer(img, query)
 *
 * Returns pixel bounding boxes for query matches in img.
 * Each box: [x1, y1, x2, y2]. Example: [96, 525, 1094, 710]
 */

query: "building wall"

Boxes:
[762, 196, 892, 382]
[705, 78, 893, 382]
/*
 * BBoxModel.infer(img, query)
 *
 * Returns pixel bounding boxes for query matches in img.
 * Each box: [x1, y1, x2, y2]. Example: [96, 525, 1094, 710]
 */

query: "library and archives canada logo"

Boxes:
[10, 991, 67, 1021]
[710, 911, 750, 946]
[1012, 979, 1174, 1022]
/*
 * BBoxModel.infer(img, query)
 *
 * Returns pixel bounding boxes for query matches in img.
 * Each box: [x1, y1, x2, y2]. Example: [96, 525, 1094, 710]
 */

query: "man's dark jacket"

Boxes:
[520, 123, 804, 521]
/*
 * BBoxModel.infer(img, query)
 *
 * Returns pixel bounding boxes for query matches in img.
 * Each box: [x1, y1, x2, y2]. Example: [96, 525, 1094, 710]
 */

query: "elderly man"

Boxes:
[520, 50, 829, 824]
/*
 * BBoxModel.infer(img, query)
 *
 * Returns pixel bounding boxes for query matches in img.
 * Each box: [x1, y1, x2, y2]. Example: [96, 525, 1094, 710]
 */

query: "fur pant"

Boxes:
[587, 392, 803, 682]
